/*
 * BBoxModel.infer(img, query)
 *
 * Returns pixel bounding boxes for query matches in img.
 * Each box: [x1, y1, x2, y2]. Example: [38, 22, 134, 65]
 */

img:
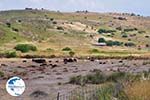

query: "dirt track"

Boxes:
[0, 58, 150, 100]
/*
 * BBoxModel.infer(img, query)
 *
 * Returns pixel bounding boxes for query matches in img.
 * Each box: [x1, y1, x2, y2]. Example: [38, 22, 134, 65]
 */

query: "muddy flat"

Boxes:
[0, 58, 150, 100]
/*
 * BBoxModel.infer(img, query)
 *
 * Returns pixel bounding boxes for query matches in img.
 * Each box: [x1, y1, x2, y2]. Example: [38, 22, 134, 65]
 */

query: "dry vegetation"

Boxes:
[125, 80, 150, 100]
[0, 10, 149, 57]
[0, 9, 150, 100]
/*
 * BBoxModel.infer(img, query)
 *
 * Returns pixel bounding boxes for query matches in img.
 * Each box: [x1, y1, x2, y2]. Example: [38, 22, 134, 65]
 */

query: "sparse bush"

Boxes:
[124, 42, 135, 47]
[69, 75, 86, 86]
[5, 51, 17, 58]
[57, 26, 64, 30]
[69, 51, 75, 57]
[62, 47, 72, 51]
[124, 28, 137, 32]
[142, 61, 150, 65]
[131, 13, 136, 16]
[122, 34, 128, 38]
[116, 26, 122, 31]
[0, 71, 4, 77]
[12, 27, 19, 32]
[46, 48, 54, 51]
[145, 35, 149, 38]
[128, 39, 131, 41]
[52, 21, 57, 24]
[86, 72, 106, 84]
[69, 72, 144, 86]
[14, 44, 37, 53]
[6, 22, 11, 27]
[115, 41, 123, 46]
[117, 17, 127, 20]
[18, 20, 22, 23]
[98, 39, 123, 46]
[145, 44, 149, 48]
[90, 49, 100, 53]
[50, 18, 54, 21]
[98, 29, 116, 34]
[106, 40, 122, 46]
[98, 38, 106, 43]
[138, 31, 145, 34]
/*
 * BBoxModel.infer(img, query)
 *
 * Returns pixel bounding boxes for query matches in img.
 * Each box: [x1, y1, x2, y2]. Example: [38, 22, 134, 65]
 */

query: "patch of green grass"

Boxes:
[5, 51, 17, 58]
[95, 84, 128, 100]
[69, 51, 75, 57]
[14, 44, 37, 53]
[0, 25, 26, 45]
[0, 51, 17, 58]
[0, 71, 4, 77]
[90, 49, 100, 53]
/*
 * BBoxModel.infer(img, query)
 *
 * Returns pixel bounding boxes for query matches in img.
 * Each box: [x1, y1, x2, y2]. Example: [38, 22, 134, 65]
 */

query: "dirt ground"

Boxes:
[0, 58, 150, 100]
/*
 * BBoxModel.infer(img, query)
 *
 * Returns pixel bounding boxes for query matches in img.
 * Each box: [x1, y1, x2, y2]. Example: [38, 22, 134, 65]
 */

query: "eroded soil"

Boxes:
[0, 58, 150, 100]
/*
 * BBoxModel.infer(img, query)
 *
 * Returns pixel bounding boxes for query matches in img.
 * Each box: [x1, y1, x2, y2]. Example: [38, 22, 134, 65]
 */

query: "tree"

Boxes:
[98, 38, 106, 43]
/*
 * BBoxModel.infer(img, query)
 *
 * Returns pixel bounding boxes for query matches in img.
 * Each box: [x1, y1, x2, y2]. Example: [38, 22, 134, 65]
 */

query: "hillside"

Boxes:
[0, 9, 150, 57]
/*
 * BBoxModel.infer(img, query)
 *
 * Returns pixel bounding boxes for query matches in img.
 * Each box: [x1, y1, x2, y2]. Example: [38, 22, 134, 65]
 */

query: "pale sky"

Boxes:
[0, 0, 150, 16]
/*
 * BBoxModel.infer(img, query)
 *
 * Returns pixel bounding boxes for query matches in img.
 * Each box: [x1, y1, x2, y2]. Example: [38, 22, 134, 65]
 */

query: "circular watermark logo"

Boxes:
[6, 76, 25, 96]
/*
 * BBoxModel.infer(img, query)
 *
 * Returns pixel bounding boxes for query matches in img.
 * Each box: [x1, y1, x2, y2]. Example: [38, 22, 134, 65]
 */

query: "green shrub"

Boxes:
[57, 26, 64, 30]
[122, 34, 128, 38]
[98, 29, 116, 34]
[138, 31, 145, 34]
[0, 71, 4, 77]
[124, 28, 137, 32]
[6, 22, 11, 27]
[62, 47, 72, 51]
[14, 44, 37, 53]
[106, 40, 123, 46]
[12, 27, 19, 32]
[116, 26, 122, 31]
[113, 41, 123, 46]
[98, 38, 106, 43]
[50, 18, 54, 21]
[124, 42, 135, 47]
[90, 49, 100, 53]
[52, 21, 57, 24]
[5, 51, 17, 58]
[106, 40, 114, 46]
[69, 51, 75, 57]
